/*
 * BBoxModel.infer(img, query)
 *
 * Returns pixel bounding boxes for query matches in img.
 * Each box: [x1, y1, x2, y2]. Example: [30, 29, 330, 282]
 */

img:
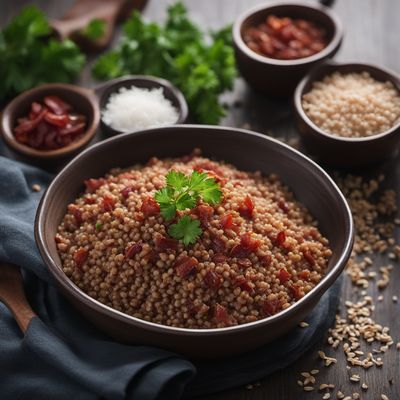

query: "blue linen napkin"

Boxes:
[0, 155, 341, 400]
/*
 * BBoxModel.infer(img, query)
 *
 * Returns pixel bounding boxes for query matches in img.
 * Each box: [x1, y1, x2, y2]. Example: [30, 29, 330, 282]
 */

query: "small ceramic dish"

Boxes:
[1, 76, 188, 164]
[35, 125, 353, 358]
[232, 1, 343, 97]
[1, 83, 100, 162]
[97, 75, 188, 136]
[293, 61, 400, 168]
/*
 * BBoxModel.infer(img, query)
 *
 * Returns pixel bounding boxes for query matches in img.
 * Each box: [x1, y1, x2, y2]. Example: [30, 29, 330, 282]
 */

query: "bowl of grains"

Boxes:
[294, 62, 400, 167]
[96, 75, 188, 135]
[232, 1, 343, 97]
[35, 125, 353, 358]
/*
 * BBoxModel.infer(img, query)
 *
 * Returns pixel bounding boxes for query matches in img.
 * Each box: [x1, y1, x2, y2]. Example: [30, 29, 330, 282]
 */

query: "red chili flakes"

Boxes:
[238, 195, 254, 219]
[235, 276, 254, 293]
[154, 235, 178, 253]
[73, 248, 88, 270]
[174, 255, 198, 278]
[204, 270, 222, 290]
[299, 270, 310, 280]
[120, 186, 133, 199]
[192, 204, 214, 227]
[289, 284, 302, 300]
[303, 250, 316, 266]
[125, 242, 142, 260]
[102, 195, 115, 212]
[230, 232, 260, 258]
[140, 197, 160, 216]
[213, 253, 227, 263]
[243, 15, 328, 61]
[262, 298, 282, 316]
[214, 303, 231, 324]
[84, 178, 106, 193]
[14, 95, 86, 150]
[278, 268, 291, 284]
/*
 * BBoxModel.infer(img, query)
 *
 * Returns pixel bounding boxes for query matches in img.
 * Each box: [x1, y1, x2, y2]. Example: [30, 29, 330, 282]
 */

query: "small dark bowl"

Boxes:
[35, 125, 353, 358]
[1, 83, 100, 163]
[232, 2, 343, 97]
[294, 61, 400, 168]
[97, 75, 188, 135]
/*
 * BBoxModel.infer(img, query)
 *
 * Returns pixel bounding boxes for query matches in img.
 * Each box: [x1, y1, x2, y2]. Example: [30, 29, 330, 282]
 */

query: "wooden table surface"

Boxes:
[1, 1, 399, 399]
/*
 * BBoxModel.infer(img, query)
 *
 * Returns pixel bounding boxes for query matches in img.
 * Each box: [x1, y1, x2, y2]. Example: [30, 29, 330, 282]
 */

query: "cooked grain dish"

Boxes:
[56, 152, 332, 329]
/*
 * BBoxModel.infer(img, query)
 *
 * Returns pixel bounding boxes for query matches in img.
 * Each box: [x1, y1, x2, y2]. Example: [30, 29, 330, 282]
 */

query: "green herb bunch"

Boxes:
[155, 170, 222, 245]
[92, 2, 236, 124]
[0, 6, 85, 102]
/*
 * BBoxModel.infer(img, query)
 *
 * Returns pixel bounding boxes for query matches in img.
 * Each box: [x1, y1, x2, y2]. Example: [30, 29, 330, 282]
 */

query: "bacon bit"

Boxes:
[84, 178, 106, 193]
[214, 303, 231, 324]
[230, 232, 260, 258]
[174, 256, 198, 278]
[260, 254, 272, 266]
[204, 270, 222, 290]
[213, 253, 227, 263]
[120, 186, 133, 198]
[140, 197, 160, 216]
[303, 250, 315, 266]
[44, 95, 71, 115]
[278, 200, 289, 213]
[83, 197, 96, 204]
[125, 242, 142, 260]
[154, 235, 178, 252]
[68, 204, 82, 225]
[289, 284, 302, 299]
[262, 298, 281, 316]
[194, 161, 225, 180]
[237, 258, 252, 269]
[238, 196, 254, 219]
[278, 268, 291, 283]
[275, 230, 286, 247]
[235, 276, 254, 293]
[210, 235, 226, 254]
[192, 204, 214, 228]
[73, 248, 88, 270]
[102, 195, 115, 212]
[299, 270, 310, 280]
[220, 213, 239, 232]
[143, 249, 158, 262]
[188, 301, 210, 316]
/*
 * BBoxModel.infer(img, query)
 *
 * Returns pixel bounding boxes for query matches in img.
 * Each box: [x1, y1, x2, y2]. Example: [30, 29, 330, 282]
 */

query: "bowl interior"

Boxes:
[2, 84, 98, 158]
[98, 76, 188, 135]
[36, 125, 352, 333]
[239, 3, 337, 62]
[296, 62, 400, 141]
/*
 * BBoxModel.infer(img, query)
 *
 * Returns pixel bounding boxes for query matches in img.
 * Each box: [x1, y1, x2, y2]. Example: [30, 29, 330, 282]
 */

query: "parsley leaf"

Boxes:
[0, 5, 85, 102]
[80, 18, 106, 40]
[166, 170, 189, 191]
[168, 215, 202, 246]
[154, 187, 176, 220]
[92, 2, 236, 124]
[189, 170, 222, 204]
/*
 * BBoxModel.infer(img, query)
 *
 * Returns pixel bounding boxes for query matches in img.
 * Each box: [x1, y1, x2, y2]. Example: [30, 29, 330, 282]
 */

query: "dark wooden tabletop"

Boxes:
[1, 1, 399, 399]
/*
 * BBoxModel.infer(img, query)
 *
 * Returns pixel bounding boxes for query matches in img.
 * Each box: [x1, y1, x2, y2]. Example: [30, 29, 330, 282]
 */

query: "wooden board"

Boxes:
[1, 1, 399, 399]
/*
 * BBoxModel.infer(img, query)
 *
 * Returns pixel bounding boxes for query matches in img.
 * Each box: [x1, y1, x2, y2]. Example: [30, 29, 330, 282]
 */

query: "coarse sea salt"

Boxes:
[102, 86, 179, 132]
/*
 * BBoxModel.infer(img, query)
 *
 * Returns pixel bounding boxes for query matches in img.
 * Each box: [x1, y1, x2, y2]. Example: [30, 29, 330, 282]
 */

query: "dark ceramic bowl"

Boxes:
[294, 61, 400, 168]
[1, 83, 100, 162]
[97, 75, 188, 136]
[232, 1, 343, 97]
[35, 125, 353, 358]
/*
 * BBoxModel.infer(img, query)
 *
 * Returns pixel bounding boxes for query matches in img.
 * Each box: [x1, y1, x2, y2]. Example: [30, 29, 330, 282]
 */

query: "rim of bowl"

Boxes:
[232, 1, 343, 66]
[1, 83, 100, 159]
[294, 61, 400, 142]
[35, 125, 354, 336]
[98, 75, 189, 135]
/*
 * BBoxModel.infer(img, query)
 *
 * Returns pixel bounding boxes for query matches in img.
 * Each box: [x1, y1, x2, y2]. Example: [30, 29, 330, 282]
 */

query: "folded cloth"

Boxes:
[0, 155, 341, 400]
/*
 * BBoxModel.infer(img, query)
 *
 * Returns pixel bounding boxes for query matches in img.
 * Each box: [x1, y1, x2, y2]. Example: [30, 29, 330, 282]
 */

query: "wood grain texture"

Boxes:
[1, 0, 399, 398]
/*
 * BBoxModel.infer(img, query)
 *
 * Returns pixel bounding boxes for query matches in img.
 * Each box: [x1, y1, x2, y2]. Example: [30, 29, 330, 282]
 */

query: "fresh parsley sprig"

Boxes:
[154, 170, 222, 245]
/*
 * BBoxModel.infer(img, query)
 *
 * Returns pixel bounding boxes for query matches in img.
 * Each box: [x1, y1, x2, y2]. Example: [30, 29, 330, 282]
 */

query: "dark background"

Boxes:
[1, 1, 399, 399]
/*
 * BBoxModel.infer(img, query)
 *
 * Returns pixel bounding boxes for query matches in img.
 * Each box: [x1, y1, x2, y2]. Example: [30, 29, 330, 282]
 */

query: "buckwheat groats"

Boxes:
[56, 153, 332, 329]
